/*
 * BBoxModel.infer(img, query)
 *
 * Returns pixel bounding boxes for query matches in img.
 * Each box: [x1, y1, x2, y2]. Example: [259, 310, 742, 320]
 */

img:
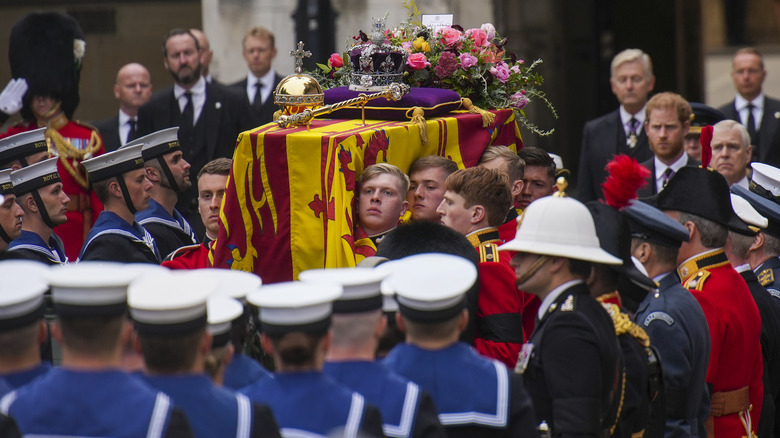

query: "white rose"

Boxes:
[480, 23, 496, 41]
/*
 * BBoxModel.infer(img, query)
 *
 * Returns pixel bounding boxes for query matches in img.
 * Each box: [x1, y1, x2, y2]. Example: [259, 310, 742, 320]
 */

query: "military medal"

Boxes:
[515, 343, 534, 374]
[627, 133, 637, 148]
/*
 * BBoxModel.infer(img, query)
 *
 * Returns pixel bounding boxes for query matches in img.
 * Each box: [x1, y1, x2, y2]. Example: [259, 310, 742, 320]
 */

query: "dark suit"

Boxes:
[136, 80, 252, 237]
[719, 96, 780, 166]
[229, 74, 283, 128]
[92, 115, 121, 152]
[636, 155, 700, 198]
[578, 110, 654, 202]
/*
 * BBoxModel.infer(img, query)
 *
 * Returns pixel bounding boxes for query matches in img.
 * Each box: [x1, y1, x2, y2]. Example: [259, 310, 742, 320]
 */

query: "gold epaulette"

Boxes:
[478, 242, 499, 263]
[683, 270, 711, 291]
[602, 302, 651, 347]
[759, 268, 775, 287]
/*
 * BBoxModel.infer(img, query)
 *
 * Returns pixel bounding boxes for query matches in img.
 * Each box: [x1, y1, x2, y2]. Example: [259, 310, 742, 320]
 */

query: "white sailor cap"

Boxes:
[751, 163, 780, 198]
[0, 169, 15, 197]
[82, 142, 144, 183]
[207, 295, 243, 348]
[10, 156, 60, 195]
[128, 271, 217, 336]
[136, 127, 181, 161]
[0, 128, 48, 168]
[47, 262, 140, 318]
[380, 279, 399, 313]
[247, 281, 342, 335]
[731, 193, 768, 232]
[186, 268, 261, 303]
[298, 267, 387, 314]
[382, 253, 477, 323]
[0, 261, 49, 331]
[548, 152, 564, 170]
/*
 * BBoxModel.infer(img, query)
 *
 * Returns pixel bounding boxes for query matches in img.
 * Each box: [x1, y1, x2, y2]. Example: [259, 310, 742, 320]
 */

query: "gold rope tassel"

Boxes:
[408, 107, 428, 146]
[461, 98, 496, 128]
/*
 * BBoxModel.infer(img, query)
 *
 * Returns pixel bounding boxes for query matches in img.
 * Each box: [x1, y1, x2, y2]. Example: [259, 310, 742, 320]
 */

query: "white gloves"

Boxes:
[0, 78, 28, 116]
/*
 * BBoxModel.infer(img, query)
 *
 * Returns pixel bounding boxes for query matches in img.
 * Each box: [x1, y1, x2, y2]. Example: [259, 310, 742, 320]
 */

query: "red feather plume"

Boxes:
[700, 125, 713, 168]
[600, 155, 651, 209]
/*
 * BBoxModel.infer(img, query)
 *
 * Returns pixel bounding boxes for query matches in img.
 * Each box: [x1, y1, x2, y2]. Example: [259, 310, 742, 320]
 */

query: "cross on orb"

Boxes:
[290, 41, 312, 74]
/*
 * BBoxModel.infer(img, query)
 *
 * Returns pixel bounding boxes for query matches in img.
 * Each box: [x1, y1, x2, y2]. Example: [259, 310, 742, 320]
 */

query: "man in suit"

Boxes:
[93, 63, 152, 152]
[578, 49, 656, 202]
[137, 28, 252, 237]
[190, 29, 217, 84]
[637, 92, 699, 198]
[719, 48, 780, 167]
[230, 27, 284, 128]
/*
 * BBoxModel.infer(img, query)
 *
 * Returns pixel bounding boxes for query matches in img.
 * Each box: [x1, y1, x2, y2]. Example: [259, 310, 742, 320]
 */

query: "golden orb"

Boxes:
[274, 74, 324, 116]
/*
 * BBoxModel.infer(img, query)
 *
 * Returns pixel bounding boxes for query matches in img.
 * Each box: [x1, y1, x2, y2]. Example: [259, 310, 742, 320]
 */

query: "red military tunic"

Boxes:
[497, 211, 540, 341]
[467, 227, 524, 368]
[2, 117, 104, 260]
[162, 241, 213, 270]
[678, 248, 763, 438]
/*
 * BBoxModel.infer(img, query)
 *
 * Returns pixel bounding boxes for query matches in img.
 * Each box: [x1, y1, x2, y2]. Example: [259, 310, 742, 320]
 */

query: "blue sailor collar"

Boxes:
[81, 211, 160, 259]
[8, 230, 67, 264]
[136, 199, 196, 242]
[384, 342, 509, 428]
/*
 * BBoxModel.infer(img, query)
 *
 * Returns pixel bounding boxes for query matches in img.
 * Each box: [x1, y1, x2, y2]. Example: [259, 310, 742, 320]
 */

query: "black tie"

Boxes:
[182, 92, 194, 128]
[126, 119, 136, 144]
[253, 82, 263, 113]
[746, 103, 757, 145]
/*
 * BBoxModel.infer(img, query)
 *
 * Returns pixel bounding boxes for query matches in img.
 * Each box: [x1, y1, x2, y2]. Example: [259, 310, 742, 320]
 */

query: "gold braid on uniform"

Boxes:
[610, 369, 627, 436]
[601, 302, 651, 348]
[46, 128, 102, 189]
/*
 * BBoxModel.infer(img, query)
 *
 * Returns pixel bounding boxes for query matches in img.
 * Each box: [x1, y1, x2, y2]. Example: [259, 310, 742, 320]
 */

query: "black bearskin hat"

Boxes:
[9, 12, 85, 120]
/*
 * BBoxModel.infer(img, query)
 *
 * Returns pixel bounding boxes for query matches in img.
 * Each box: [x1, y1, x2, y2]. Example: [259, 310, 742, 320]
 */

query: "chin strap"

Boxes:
[116, 176, 136, 215]
[515, 255, 549, 285]
[156, 156, 181, 193]
[0, 224, 12, 244]
[30, 190, 57, 229]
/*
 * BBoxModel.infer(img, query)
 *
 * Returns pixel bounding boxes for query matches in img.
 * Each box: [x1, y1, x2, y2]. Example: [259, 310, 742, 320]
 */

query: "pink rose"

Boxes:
[406, 52, 431, 70]
[439, 27, 462, 47]
[510, 65, 521, 74]
[402, 41, 412, 51]
[489, 61, 510, 83]
[467, 29, 489, 47]
[510, 91, 529, 109]
[328, 53, 343, 68]
[481, 23, 496, 41]
[459, 53, 478, 69]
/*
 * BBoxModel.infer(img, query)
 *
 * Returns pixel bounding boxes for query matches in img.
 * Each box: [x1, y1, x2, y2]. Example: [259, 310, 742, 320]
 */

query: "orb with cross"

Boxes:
[273, 41, 324, 117]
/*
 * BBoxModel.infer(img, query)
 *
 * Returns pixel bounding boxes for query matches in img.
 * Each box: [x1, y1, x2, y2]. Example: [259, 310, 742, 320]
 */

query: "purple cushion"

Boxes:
[323, 87, 462, 120]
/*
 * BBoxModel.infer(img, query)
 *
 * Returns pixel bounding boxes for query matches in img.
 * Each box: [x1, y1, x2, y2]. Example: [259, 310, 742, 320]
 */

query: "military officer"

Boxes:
[0, 261, 51, 388]
[135, 127, 197, 258]
[586, 202, 660, 438]
[498, 196, 622, 438]
[300, 267, 446, 438]
[652, 166, 763, 438]
[0, 263, 194, 437]
[79, 142, 160, 263]
[242, 281, 386, 437]
[731, 163, 780, 437]
[381, 253, 537, 438]
[624, 200, 711, 438]
[128, 270, 281, 438]
[727, 193, 780, 438]
[8, 157, 69, 264]
[437, 167, 524, 365]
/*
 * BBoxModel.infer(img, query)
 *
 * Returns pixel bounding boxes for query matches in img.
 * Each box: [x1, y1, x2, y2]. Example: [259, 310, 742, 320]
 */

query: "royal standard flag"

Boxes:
[212, 109, 521, 283]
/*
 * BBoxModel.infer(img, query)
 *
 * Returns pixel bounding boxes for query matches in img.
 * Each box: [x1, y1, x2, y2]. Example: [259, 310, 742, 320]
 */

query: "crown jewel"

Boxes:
[348, 17, 408, 92]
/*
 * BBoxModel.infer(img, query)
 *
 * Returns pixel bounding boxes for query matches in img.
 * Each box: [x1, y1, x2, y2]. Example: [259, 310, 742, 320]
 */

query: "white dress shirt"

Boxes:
[173, 76, 206, 125]
[245, 69, 277, 106]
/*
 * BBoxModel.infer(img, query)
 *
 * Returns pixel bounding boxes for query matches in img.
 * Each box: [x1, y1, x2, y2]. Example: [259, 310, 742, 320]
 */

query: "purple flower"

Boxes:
[489, 61, 510, 83]
[510, 91, 529, 109]
[459, 53, 478, 69]
[434, 51, 459, 78]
